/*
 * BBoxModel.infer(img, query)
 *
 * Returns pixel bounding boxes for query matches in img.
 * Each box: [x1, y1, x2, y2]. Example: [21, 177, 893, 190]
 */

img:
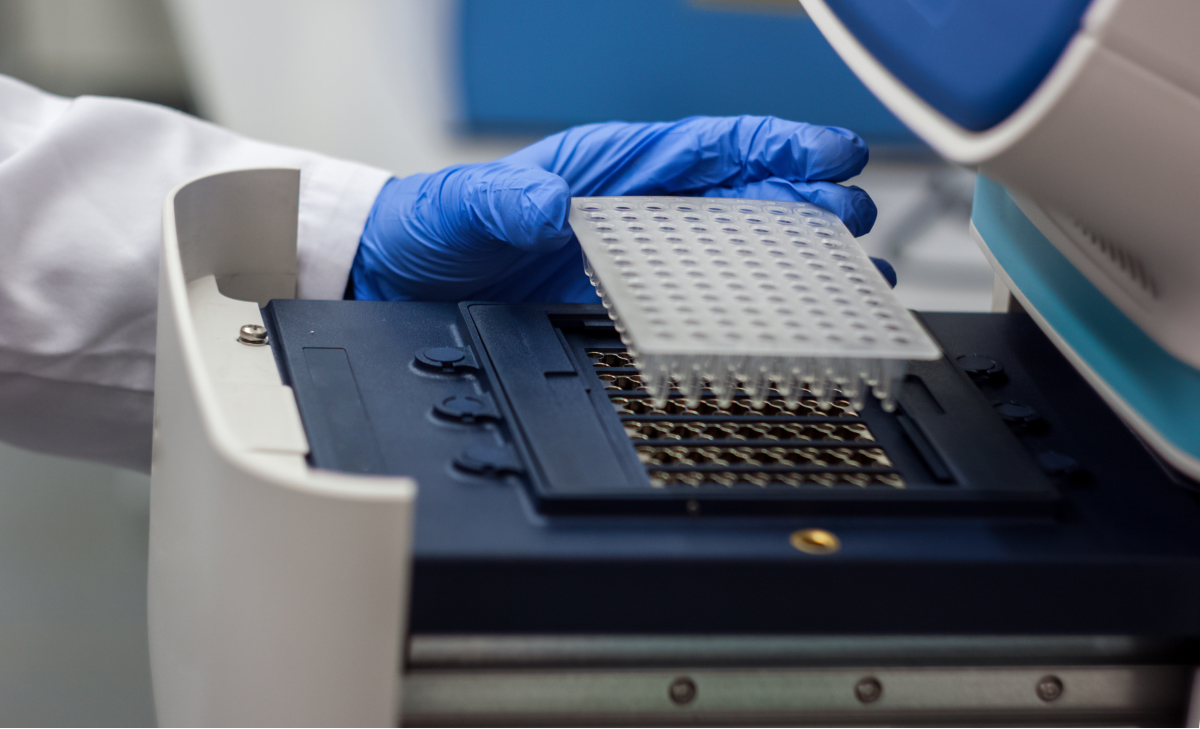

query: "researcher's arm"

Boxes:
[0, 75, 391, 470]
[0, 74, 879, 471]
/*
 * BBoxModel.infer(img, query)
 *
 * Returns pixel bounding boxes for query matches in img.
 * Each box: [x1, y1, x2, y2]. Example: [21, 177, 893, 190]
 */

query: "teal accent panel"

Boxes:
[972, 175, 1200, 460]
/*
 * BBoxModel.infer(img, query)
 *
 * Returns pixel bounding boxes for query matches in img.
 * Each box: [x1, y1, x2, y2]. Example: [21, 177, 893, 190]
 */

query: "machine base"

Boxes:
[263, 303, 1200, 639]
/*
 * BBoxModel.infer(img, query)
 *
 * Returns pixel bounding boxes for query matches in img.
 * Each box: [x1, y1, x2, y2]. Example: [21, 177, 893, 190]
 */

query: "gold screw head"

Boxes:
[790, 528, 841, 555]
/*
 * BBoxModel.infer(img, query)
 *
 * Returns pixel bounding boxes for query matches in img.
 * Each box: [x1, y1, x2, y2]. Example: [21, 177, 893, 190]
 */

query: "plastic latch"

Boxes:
[454, 443, 525, 478]
[415, 346, 477, 375]
[434, 394, 501, 425]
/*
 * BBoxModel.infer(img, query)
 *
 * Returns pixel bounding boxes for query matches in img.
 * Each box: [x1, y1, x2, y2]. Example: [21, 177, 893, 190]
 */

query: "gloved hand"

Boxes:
[351, 116, 884, 303]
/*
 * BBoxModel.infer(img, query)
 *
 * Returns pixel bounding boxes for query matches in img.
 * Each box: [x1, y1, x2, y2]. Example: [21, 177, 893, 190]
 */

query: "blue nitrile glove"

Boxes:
[873, 256, 897, 288]
[351, 116, 886, 303]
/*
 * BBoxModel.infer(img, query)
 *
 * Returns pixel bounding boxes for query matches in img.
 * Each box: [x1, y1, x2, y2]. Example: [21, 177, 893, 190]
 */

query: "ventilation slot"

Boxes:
[1068, 219, 1158, 299]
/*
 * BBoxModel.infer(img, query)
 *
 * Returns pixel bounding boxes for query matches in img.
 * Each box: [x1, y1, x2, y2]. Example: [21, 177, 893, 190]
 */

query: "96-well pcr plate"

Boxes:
[569, 196, 941, 412]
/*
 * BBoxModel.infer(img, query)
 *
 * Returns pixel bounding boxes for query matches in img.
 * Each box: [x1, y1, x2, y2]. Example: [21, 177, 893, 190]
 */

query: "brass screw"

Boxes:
[790, 528, 841, 554]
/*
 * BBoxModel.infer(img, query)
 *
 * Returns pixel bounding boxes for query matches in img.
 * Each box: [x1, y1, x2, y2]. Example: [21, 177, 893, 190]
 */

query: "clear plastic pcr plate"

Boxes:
[569, 196, 941, 412]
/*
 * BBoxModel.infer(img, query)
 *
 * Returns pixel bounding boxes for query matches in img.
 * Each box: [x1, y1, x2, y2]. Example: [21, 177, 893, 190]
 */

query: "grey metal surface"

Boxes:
[401, 664, 1188, 726]
[408, 634, 1182, 668]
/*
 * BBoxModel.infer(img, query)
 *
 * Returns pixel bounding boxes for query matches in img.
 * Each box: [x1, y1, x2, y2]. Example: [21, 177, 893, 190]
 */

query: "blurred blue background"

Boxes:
[459, 0, 920, 147]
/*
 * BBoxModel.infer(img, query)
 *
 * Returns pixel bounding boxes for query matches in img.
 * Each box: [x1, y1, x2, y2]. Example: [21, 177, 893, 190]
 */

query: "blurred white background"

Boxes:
[0, 0, 992, 724]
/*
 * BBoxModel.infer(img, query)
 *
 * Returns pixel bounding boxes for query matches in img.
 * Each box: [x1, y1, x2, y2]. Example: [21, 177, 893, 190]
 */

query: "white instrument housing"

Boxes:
[151, 168, 415, 726]
[802, 0, 1200, 370]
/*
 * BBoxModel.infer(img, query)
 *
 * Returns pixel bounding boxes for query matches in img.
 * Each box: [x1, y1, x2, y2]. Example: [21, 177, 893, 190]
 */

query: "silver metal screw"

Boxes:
[1036, 675, 1064, 702]
[238, 324, 268, 346]
[855, 676, 883, 704]
[668, 677, 697, 706]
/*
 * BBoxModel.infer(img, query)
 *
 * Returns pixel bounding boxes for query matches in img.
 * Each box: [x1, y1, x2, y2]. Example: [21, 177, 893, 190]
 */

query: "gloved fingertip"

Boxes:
[870, 256, 897, 288]
[792, 181, 875, 238]
[468, 164, 575, 253]
[804, 125, 870, 182]
[842, 184, 878, 237]
[514, 170, 575, 253]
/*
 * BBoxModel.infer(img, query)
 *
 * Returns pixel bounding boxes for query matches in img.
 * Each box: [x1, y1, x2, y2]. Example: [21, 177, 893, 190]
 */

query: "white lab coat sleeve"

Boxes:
[0, 75, 394, 470]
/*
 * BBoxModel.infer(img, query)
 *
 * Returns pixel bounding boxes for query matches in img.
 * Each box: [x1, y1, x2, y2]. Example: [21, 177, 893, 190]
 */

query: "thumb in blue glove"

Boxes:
[351, 116, 887, 303]
[351, 163, 598, 302]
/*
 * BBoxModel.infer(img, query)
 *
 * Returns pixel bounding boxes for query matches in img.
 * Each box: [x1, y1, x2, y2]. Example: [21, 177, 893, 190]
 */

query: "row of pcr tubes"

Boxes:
[588, 259, 909, 413]
[628, 352, 908, 413]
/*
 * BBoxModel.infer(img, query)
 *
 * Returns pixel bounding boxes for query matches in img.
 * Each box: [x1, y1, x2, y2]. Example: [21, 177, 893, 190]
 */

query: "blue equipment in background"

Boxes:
[823, 0, 1092, 130]
[458, 0, 921, 148]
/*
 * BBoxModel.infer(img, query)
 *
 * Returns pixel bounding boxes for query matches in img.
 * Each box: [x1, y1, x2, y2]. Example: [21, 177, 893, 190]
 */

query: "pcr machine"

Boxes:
[149, 0, 1200, 725]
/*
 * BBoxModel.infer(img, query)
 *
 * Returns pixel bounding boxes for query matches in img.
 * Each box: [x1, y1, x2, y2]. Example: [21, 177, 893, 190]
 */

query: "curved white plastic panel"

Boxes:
[971, 219, 1200, 482]
[152, 168, 415, 726]
[801, 0, 1200, 370]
